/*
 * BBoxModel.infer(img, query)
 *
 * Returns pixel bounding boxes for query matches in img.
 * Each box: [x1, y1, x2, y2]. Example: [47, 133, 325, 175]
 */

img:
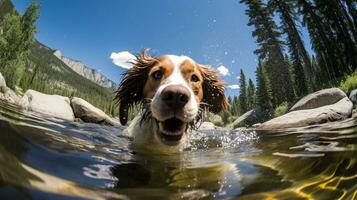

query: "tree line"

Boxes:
[223, 0, 357, 122]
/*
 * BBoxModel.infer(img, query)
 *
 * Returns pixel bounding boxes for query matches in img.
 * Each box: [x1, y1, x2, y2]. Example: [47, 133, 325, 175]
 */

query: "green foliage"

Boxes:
[339, 71, 357, 92]
[239, 69, 248, 113]
[207, 113, 224, 127]
[273, 101, 288, 117]
[0, 2, 39, 89]
[247, 79, 256, 110]
[256, 61, 272, 110]
[0, 85, 7, 93]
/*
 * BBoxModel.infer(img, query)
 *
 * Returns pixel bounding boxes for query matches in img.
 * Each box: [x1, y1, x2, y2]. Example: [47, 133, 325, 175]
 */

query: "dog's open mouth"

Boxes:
[158, 118, 186, 144]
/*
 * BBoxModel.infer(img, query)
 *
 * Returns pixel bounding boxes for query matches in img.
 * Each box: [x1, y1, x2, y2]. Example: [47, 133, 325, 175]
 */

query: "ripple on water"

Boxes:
[1, 100, 357, 199]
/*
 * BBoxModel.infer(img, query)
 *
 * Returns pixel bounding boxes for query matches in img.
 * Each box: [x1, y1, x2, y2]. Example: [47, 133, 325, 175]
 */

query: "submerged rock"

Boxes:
[19, 90, 75, 121]
[290, 88, 346, 112]
[258, 97, 353, 130]
[227, 107, 266, 129]
[71, 97, 120, 126]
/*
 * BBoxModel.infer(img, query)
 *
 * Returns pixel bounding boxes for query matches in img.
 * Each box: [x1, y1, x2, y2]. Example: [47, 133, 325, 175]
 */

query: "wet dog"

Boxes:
[115, 50, 227, 153]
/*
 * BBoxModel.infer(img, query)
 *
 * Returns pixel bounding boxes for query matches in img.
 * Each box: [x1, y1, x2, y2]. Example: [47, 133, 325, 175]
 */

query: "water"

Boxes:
[0, 100, 356, 200]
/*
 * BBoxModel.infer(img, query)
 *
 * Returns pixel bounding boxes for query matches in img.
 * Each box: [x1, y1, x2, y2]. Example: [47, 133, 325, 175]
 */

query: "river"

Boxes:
[0, 100, 356, 200]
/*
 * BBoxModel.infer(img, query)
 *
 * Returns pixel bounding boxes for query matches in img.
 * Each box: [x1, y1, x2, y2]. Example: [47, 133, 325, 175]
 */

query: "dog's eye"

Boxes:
[152, 70, 163, 80]
[191, 74, 199, 82]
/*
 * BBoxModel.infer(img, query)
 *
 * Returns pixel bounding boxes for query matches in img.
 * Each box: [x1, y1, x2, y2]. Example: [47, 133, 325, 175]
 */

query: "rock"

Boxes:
[0, 73, 21, 105]
[259, 97, 353, 130]
[198, 122, 217, 131]
[59, 55, 117, 91]
[349, 89, 357, 104]
[290, 88, 346, 112]
[71, 97, 120, 126]
[2, 89, 21, 104]
[19, 90, 74, 121]
[0, 72, 6, 88]
[227, 107, 266, 129]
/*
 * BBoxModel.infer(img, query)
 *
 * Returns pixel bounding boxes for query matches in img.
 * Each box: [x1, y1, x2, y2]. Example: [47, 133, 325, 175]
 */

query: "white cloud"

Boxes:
[227, 84, 240, 90]
[235, 76, 240, 80]
[217, 65, 230, 76]
[110, 51, 136, 69]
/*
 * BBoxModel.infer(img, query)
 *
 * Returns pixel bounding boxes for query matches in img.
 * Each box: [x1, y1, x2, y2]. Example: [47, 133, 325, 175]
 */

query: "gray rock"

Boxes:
[198, 121, 217, 131]
[59, 54, 117, 91]
[2, 89, 21, 104]
[19, 90, 74, 121]
[0, 72, 6, 88]
[349, 89, 357, 104]
[259, 97, 353, 130]
[227, 107, 266, 129]
[290, 88, 346, 112]
[71, 97, 120, 126]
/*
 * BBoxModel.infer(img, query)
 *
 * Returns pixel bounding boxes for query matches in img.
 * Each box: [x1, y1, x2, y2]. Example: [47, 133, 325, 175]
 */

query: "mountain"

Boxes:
[53, 50, 118, 91]
[0, 0, 118, 116]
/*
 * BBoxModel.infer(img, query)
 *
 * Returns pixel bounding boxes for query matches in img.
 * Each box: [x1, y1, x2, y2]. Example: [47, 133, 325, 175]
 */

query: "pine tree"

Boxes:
[232, 96, 240, 116]
[247, 79, 256, 109]
[314, 0, 357, 72]
[239, 69, 248, 113]
[256, 61, 272, 110]
[297, 0, 342, 79]
[240, 0, 295, 106]
[269, 0, 312, 93]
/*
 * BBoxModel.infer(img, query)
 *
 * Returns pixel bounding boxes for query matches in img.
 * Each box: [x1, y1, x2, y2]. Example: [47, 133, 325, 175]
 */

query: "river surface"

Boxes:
[0, 100, 356, 200]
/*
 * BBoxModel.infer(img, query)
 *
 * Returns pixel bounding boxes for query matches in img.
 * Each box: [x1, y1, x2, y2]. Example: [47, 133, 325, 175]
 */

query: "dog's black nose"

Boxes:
[161, 85, 190, 109]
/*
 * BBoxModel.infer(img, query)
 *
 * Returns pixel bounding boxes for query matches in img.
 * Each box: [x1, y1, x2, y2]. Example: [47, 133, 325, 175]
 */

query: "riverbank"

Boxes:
[0, 72, 120, 126]
[2, 71, 357, 130]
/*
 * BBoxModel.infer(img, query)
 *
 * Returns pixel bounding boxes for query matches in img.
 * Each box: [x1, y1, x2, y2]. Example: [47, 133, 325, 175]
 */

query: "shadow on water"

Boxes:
[0, 100, 356, 199]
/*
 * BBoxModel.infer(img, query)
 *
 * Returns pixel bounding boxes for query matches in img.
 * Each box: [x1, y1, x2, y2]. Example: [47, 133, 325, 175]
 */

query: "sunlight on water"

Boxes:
[0, 100, 357, 199]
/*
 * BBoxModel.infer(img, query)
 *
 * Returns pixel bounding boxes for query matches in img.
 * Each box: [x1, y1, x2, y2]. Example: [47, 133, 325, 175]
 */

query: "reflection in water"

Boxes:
[0, 100, 357, 199]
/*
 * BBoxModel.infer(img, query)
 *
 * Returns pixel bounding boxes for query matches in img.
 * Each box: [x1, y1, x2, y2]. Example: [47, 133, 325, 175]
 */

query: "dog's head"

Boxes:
[115, 49, 228, 146]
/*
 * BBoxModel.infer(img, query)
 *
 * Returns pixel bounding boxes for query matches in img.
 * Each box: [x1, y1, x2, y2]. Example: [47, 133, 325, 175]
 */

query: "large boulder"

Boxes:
[19, 90, 74, 121]
[227, 107, 266, 129]
[290, 88, 346, 112]
[349, 89, 357, 104]
[71, 97, 120, 126]
[258, 97, 353, 130]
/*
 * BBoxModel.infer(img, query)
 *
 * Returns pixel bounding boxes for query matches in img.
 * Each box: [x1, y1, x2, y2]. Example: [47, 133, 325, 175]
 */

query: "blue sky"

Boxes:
[12, 0, 311, 96]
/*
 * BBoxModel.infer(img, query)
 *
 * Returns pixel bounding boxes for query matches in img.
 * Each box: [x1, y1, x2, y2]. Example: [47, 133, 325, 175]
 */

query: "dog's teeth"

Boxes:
[162, 130, 181, 136]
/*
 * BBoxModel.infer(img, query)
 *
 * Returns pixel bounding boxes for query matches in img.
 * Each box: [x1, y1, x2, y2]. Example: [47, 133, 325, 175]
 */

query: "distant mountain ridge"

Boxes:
[53, 50, 117, 91]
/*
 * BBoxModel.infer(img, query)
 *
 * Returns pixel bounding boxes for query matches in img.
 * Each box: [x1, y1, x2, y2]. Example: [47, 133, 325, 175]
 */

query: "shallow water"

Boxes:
[0, 100, 356, 200]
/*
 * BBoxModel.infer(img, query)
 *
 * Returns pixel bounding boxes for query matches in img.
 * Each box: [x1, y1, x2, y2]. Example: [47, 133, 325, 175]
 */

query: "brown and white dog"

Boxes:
[115, 50, 228, 153]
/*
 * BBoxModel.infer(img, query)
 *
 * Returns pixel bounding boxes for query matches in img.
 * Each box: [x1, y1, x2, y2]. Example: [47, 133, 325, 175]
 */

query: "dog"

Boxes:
[115, 50, 228, 153]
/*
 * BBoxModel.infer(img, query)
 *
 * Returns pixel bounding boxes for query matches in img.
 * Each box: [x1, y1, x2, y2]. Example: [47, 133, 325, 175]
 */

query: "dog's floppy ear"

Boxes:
[115, 49, 156, 125]
[200, 65, 228, 113]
